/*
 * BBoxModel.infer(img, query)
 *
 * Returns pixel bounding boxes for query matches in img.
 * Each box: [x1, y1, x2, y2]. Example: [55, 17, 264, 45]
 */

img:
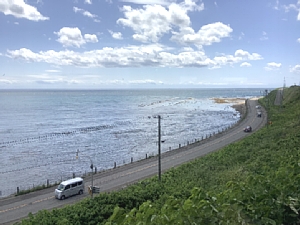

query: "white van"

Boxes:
[55, 177, 84, 200]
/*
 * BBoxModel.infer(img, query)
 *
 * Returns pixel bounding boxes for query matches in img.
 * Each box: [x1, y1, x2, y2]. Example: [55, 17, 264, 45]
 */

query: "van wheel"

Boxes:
[79, 190, 83, 195]
[61, 195, 65, 200]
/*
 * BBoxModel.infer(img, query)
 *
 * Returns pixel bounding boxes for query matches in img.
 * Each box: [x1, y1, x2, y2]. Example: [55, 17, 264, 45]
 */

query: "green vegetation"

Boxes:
[18, 86, 300, 225]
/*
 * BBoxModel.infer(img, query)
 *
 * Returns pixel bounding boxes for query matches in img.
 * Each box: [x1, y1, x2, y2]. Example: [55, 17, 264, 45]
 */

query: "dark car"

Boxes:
[257, 111, 262, 117]
[243, 126, 252, 132]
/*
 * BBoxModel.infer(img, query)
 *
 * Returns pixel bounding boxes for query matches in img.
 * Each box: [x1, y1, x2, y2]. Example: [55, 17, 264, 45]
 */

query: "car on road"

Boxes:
[243, 126, 252, 132]
[55, 177, 84, 200]
[257, 111, 262, 117]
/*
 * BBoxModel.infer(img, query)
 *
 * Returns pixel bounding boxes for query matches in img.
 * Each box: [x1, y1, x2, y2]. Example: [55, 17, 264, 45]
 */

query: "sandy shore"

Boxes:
[212, 98, 247, 116]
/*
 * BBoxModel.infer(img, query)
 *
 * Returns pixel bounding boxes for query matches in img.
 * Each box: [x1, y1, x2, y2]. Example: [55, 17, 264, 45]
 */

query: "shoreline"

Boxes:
[0, 96, 250, 198]
[0, 97, 250, 200]
[212, 97, 247, 116]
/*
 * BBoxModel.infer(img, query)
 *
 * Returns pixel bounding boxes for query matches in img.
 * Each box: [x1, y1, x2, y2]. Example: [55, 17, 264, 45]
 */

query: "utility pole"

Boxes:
[76, 149, 94, 198]
[90, 161, 94, 199]
[158, 115, 161, 182]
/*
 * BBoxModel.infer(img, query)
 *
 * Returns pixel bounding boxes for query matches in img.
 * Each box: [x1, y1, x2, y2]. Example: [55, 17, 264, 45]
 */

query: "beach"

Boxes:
[212, 97, 247, 116]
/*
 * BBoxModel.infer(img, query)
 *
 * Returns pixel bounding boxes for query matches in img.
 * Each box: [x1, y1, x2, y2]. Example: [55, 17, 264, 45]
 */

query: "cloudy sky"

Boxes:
[0, 0, 299, 89]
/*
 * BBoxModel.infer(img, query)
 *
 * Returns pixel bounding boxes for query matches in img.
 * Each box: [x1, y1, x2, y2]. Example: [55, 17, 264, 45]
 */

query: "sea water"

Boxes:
[0, 88, 264, 197]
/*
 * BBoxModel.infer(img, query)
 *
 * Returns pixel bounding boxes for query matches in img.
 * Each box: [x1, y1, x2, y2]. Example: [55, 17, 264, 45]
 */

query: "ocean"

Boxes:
[0, 88, 264, 197]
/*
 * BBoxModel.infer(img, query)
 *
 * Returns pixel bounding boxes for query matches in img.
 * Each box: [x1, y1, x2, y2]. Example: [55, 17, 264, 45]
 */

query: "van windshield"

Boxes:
[57, 184, 65, 191]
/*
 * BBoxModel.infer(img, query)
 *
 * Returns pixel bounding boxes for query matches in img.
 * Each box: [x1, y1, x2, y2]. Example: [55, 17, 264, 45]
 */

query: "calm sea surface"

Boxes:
[0, 88, 264, 197]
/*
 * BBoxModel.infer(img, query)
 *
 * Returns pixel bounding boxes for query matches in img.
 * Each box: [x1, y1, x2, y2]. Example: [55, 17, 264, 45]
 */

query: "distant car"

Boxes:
[243, 126, 252, 132]
[257, 111, 262, 117]
[256, 105, 261, 109]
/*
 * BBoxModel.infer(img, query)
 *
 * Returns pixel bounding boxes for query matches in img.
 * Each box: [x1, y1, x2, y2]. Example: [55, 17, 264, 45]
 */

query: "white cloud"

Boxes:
[117, 1, 205, 43]
[282, 1, 300, 20]
[179, 0, 204, 12]
[265, 62, 281, 71]
[27, 74, 83, 85]
[260, 31, 268, 41]
[283, 3, 298, 12]
[290, 64, 300, 73]
[55, 27, 85, 48]
[73, 7, 99, 22]
[108, 30, 123, 40]
[210, 50, 262, 69]
[6, 46, 262, 69]
[240, 62, 251, 67]
[84, 34, 98, 43]
[297, 38, 300, 43]
[54, 27, 98, 48]
[6, 45, 205, 68]
[234, 49, 262, 60]
[273, 0, 280, 10]
[84, 0, 92, 4]
[238, 32, 244, 40]
[36, 79, 80, 85]
[129, 79, 162, 85]
[171, 22, 232, 47]
[181, 47, 194, 51]
[45, 69, 60, 73]
[0, 0, 49, 21]
[121, 0, 205, 11]
[120, 0, 172, 5]
[117, 5, 174, 43]
[0, 78, 16, 84]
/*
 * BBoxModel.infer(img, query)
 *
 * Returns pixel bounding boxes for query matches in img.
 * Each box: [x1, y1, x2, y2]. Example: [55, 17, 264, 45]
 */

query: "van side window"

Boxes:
[78, 181, 82, 185]
[65, 185, 70, 190]
[71, 183, 77, 188]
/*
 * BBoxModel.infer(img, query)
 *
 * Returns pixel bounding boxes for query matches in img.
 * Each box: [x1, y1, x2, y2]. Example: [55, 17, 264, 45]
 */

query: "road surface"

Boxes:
[274, 88, 283, 106]
[0, 98, 267, 225]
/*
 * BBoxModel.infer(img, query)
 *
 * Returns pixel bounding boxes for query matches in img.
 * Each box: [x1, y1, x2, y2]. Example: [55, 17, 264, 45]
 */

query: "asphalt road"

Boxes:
[0, 98, 267, 225]
[274, 88, 283, 106]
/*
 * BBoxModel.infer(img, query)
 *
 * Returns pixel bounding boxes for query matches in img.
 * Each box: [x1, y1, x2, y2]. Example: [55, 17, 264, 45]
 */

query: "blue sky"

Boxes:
[0, 0, 300, 89]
